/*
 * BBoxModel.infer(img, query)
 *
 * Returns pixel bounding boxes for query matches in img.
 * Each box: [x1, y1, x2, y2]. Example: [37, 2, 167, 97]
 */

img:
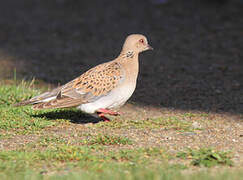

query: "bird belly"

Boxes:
[77, 83, 136, 114]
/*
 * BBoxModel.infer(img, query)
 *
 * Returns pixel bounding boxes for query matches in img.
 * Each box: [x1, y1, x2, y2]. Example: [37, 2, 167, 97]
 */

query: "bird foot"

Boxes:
[97, 108, 121, 116]
[97, 112, 111, 122]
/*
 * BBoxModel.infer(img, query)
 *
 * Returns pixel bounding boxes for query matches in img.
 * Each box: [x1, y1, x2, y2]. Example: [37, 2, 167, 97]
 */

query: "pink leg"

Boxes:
[97, 108, 121, 116]
[97, 112, 111, 122]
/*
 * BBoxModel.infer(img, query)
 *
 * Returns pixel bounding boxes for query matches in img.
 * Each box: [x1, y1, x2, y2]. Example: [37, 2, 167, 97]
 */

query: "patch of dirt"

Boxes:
[0, 133, 39, 150]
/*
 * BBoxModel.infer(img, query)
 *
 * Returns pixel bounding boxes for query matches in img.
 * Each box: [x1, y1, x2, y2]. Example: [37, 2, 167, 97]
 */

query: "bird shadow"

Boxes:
[32, 109, 103, 124]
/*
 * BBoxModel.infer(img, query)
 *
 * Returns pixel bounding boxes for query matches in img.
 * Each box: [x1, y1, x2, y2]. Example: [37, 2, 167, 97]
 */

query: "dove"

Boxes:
[14, 34, 153, 121]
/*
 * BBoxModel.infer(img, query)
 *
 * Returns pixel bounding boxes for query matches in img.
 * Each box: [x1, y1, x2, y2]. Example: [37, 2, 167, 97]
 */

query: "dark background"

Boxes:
[0, 0, 242, 114]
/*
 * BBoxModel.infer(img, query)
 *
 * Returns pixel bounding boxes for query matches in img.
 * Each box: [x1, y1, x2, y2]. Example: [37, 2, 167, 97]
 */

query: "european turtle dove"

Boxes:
[14, 34, 153, 121]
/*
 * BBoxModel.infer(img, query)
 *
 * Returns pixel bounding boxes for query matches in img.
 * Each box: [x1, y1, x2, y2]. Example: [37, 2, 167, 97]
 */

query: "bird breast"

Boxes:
[77, 82, 136, 114]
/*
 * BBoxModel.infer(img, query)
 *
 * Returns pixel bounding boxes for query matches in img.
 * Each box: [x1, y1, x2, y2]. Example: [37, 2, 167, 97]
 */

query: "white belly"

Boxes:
[77, 83, 136, 114]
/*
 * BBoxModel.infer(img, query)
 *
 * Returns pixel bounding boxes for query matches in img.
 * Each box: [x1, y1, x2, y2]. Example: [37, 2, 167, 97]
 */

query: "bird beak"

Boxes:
[146, 44, 153, 50]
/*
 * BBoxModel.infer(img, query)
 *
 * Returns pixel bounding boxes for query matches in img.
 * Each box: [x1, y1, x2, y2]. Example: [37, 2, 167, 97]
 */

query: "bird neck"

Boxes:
[117, 50, 139, 82]
[119, 50, 138, 59]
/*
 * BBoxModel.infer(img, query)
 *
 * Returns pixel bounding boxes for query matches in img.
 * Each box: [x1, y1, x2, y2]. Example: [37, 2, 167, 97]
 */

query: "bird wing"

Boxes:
[33, 61, 125, 109]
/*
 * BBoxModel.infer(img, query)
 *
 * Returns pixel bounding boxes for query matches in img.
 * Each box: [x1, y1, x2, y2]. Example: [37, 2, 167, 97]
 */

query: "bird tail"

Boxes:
[13, 86, 82, 110]
[13, 95, 57, 107]
[13, 87, 62, 107]
[13, 99, 37, 107]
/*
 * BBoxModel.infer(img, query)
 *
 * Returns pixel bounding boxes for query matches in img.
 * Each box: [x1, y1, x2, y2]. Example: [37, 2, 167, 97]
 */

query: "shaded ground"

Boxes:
[0, 0, 242, 114]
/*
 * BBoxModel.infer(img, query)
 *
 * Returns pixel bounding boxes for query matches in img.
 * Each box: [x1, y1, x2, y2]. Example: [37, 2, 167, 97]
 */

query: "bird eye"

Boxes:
[139, 39, 144, 44]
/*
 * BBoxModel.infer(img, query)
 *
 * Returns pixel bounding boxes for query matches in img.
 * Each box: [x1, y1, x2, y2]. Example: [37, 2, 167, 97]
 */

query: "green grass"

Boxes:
[0, 146, 168, 165]
[0, 81, 57, 134]
[0, 106, 56, 134]
[81, 134, 133, 145]
[0, 144, 238, 180]
[0, 81, 241, 179]
[0, 145, 173, 179]
[0, 80, 38, 106]
[177, 148, 233, 167]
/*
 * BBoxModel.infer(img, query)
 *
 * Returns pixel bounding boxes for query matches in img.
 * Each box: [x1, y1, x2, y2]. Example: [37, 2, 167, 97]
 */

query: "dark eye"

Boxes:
[139, 39, 144, 44]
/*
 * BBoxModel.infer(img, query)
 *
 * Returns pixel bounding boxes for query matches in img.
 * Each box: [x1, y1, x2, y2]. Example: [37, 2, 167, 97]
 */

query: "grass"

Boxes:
[0, 80, 39, 107]
[0, 144, 237, 180]
[0, 81, 241, 179]
[81, 134, 133, 145]
[177, 148, 233, 167]
[0, 106, 56, 134]
[0, 81, 57, 134]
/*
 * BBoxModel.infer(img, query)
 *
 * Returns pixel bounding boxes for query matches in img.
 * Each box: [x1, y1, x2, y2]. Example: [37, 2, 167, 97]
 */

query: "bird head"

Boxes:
[122, 34, 153, 54]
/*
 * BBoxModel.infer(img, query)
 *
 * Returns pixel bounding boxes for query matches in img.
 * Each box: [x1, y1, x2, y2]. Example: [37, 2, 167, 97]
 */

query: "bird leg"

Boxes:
[96, 108, 121, 122]
[97, 112, 111, 122]
[97, 108, 121, 116]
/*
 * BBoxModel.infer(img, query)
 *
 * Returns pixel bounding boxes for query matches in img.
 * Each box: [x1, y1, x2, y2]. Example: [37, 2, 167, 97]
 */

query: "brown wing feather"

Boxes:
[33, 97, 83, 109]
[61, 61, 123, 98]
